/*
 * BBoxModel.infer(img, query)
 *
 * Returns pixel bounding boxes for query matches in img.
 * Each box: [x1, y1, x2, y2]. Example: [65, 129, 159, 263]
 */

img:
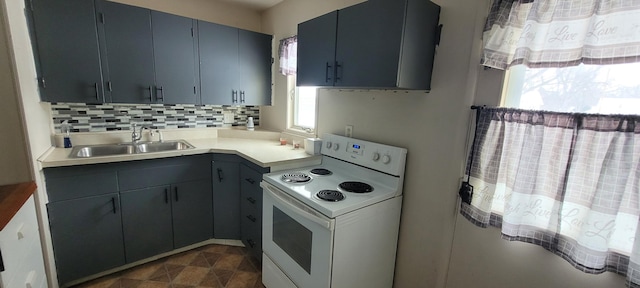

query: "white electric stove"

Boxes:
[261, 133, 407, 288]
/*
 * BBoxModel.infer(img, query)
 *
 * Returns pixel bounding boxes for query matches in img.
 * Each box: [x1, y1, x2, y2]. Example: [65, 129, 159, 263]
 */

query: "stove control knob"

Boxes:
[382, 154, 391, 164]
[326, 141, 332, 149]
[333, 143, 340, 151]
[372, 152, 380, 161]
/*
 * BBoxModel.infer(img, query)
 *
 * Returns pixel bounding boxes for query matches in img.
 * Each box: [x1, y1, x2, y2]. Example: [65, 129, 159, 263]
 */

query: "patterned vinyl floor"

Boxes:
[73, 244, 264, 288]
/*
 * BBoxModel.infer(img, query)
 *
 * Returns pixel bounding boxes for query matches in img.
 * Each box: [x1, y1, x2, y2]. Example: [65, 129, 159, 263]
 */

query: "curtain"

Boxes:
[482, 0, 640, 69]
[279, 36, 297, 76]
[461, 108, 640, 286]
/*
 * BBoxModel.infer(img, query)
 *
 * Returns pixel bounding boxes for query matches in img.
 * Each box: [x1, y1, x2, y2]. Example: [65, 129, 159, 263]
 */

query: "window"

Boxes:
[502, 63, 640, 115]
[287, 75, 317, 133]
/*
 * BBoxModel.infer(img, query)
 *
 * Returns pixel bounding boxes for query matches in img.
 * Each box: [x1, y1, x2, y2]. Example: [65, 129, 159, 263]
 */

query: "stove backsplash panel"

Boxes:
[51, 103, 259, 133]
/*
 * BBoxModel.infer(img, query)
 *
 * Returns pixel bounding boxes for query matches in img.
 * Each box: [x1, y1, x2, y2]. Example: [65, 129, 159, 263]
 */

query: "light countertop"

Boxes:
[38, 128, 322, 171]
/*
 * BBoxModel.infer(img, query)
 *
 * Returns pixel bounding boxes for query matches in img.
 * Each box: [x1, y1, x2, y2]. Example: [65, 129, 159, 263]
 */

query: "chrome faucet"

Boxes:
[131, 123, 151, 143]
[150, 129, 163, 142]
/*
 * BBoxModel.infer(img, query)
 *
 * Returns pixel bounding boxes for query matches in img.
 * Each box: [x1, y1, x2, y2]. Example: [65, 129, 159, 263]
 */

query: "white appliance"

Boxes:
[261, 133, 407, 288]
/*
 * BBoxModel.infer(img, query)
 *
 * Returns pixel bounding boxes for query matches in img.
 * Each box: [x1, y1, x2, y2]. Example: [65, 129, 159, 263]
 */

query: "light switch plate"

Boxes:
[223, 113, 235, 124]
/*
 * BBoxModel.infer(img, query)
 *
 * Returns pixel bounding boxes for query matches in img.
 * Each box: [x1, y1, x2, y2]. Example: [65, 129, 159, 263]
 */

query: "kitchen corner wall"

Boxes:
[50, 103, 259, 133]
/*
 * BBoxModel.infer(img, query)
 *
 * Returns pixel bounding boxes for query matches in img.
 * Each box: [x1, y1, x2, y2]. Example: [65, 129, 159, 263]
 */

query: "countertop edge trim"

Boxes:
[0, 181, 37, 231]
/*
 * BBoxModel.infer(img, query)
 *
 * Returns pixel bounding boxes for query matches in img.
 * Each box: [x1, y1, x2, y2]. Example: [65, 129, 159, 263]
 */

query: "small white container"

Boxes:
[247, 117, 254, 131]
[304, 138, 322, 155]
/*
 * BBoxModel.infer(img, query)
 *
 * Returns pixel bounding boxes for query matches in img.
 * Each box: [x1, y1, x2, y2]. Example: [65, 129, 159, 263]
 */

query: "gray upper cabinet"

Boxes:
[200, 22, 273, 106]
[152, 11, 199, 105]
[297, 0, 441, 90]
[199, 21, 238, 105]
[30, 0, 105, 103]
[297, 11, 338, 87]
[238, 30, 273, 105]
[98, 0, 155, 103]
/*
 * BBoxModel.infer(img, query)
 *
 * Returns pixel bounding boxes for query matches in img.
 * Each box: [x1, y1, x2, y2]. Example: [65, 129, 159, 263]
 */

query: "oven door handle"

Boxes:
[261, 181, 335, 231]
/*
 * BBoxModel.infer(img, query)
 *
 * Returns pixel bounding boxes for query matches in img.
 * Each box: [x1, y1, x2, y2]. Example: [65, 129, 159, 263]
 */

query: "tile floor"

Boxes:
[74, 244, 264, 288]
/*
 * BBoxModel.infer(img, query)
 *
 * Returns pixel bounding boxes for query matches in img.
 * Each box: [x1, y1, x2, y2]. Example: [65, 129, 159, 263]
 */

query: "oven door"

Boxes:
[261, 181, 335, 288]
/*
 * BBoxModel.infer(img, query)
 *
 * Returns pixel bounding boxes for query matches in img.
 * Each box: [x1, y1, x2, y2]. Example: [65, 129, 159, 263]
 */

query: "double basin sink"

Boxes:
[69, 140, 195, 158]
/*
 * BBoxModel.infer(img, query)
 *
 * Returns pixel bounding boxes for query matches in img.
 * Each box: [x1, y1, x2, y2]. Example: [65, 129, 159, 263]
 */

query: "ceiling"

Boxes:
[216, 0, 284, 11]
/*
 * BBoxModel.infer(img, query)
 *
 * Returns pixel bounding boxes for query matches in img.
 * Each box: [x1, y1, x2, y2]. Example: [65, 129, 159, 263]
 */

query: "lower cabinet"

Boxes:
[240, 162, 269, 260]
[121, 179, 213, 263]
[44, 153, 269, 285]
[47, 193, 126, 285]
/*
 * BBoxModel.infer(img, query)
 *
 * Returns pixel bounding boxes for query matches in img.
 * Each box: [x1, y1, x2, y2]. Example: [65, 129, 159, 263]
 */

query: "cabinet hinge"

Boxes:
[40, 77, 46, 88]
[271, 57, 274, 64]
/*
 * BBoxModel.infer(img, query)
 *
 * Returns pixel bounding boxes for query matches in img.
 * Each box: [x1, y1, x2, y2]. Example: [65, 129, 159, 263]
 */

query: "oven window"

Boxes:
[273, 207, 312, 274]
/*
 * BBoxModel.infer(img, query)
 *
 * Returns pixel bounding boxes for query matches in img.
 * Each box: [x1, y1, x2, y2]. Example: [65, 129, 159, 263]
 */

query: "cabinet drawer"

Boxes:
[0, 196, 42, 284]
[118, 162, 209, 190]
[46, 171, 118, 202]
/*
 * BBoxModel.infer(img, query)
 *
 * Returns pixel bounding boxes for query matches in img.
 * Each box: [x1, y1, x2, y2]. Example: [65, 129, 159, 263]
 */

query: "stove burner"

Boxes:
[339, 181, 374, 193]
[317, 190, 345, 202]
[281, 172, 312, 183]
[310, 168, 333, 176]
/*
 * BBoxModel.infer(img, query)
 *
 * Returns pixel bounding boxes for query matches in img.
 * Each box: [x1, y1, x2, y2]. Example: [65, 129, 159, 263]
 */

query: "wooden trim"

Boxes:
[0, 181, 37, 231]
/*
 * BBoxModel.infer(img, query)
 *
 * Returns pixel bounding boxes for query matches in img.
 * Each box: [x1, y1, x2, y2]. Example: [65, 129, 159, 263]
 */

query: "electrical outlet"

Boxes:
[345, 125, 353, 137]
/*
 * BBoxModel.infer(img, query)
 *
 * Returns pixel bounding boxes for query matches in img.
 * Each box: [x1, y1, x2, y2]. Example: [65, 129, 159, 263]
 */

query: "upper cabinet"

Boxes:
[28, 0, 270, 105]
[96, 1, 199, 104]
[30, 0, 105, 103]
[199, 21, 273, 106]
[297, 0, 442, 90]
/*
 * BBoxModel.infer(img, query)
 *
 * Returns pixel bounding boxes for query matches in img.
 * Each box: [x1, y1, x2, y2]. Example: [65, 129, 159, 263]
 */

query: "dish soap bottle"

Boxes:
[60, 120, 72, 148]
[246, 117, 254, 131]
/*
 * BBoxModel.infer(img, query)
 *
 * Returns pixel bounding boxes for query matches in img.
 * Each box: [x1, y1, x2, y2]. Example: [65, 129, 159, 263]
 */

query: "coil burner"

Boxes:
[281, 172, 312, 183]
[316, 190, 345, 202]
[339, 181, 373, 193]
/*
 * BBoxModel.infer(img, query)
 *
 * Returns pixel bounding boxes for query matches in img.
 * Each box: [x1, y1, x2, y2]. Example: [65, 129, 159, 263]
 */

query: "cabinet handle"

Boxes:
[111, 197, 117, 214]
[157, 86, 164, 102]
[107, 81, 113, 92]
[240, 91, 245, 103]
[94, 83, 99, 100]
[246, 215, 257, 222]
[246, 197, 256, 204]
[174, 187, 179, 202]
[217, 168, 224, 182]
[245, 178, 256, 184]
[148, 86, 153, 101]
[325, 62, 332, 83]
[335, 62, 342, 82]
[165, 188, 169, 204]
[232, 90, 238, 103]
[247, 239, 255, 248]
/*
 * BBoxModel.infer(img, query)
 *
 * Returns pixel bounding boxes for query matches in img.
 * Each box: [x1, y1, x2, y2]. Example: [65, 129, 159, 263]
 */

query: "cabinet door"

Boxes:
[212, 160, 241, 239]
[296, 11, 338, 87]
[172, 180, 213, 248]
[335, 1, 405, 87]
[30, 0, 104, 103]
[238, 30, 272, 105]
[47, 194, 125, 285]
[121, 186, 173, 263]
[152, 11, 199, 105]
[199, 21, 238, 105]
[239, 164, 265, 259]
[99, 1, 156, 103]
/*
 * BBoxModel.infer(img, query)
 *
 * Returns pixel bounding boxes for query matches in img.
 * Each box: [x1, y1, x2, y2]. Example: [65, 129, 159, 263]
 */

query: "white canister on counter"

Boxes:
[304, 138, 322, 155]
[247, 117, 254, 131]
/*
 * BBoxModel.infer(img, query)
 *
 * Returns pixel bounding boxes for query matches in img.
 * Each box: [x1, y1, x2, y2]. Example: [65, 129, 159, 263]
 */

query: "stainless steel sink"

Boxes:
[69, 140, 195, 158]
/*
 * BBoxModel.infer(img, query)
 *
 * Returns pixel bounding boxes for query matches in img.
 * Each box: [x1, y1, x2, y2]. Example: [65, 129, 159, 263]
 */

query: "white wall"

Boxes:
[0, 3, 30, 185]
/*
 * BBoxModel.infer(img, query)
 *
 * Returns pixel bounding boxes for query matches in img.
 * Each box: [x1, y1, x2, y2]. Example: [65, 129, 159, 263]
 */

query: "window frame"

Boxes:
[286, 74, 318, 137]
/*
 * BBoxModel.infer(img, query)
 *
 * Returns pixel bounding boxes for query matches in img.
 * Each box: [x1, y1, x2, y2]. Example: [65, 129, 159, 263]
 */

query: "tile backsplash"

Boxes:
[51, 103, 259, 133]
